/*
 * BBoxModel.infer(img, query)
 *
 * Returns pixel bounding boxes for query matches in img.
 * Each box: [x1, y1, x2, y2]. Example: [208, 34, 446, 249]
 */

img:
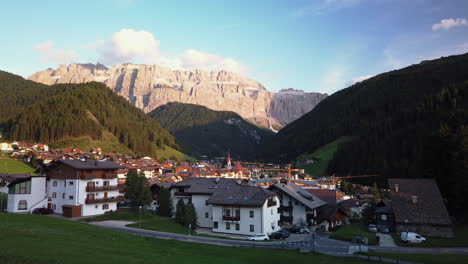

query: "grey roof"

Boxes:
[388, 178, 452, 226]
[172, 178, 241, 194]
[0, 173, 31, 183]
[53, 159, 124, 170]
[206, 185, 277, 207]
[269, 183, 326, 210]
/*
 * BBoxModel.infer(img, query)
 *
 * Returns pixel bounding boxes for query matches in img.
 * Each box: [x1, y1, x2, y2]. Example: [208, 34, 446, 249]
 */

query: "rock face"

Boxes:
[28, 63, 327, 130]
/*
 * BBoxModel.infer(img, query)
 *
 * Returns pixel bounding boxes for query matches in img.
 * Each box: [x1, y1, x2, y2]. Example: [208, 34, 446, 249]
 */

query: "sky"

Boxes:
[1, 0, 468, 94]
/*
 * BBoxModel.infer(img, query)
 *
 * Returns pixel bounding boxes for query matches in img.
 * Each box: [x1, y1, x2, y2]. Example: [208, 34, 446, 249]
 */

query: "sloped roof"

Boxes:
[206, 185, 277, 207]
[51, 159, 124, 170]
[388, 178, 452, 226]
[172, 177, 241, 194]
[269, 183, 326, 210]
[306, 189, 337, 206]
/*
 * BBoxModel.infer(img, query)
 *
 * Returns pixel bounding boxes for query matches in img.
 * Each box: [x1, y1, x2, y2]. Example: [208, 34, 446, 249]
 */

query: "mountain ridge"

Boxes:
[28, 63, 327, 130]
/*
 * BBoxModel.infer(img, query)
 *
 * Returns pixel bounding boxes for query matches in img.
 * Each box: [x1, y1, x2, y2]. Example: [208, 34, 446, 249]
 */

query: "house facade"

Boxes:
[388, 178, 453, 237]
[170, 177, 281, 236]
[46, 159, 124, 217]
[268, 183, 326, 226]
[6, 174, 48, 213]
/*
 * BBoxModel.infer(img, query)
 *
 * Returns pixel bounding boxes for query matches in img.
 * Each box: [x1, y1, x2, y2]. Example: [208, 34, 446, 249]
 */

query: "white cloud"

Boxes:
[34, 40, 77, 64]
[346, 74, 373, 87]
[432, 18, 467, 31]
[384, 48, 401, 70]
[293, 0, 362, 17]
[93, 28, 251, 75]
[319, 65, 347, 94]
[99, 29, 161, 65]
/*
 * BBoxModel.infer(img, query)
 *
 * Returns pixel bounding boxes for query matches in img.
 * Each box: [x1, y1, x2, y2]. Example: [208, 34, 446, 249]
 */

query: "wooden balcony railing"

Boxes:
[82, 174, 95, 180]
[85, 196, 124, 204]
[103, 174, 117, 179]
[222, 215, 240, 221]
[280, 205, 292, 211]
[174, 192, 191, 197]
[86, 185, 118, 192]
[267, 200, 277, 207]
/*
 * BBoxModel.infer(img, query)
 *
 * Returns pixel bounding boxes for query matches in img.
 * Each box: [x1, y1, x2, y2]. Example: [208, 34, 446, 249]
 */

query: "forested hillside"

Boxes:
[149, 102, 273, 160]
[0, 71, 179, 159]
[263, 53, 468, 222]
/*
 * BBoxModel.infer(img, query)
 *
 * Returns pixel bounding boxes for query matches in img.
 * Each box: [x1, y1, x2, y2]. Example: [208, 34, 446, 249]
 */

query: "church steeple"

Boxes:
[226, 151, 232, 170]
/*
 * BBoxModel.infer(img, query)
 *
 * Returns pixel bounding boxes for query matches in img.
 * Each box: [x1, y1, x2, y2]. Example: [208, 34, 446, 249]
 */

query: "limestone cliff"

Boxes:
[28, 63, 327, 130]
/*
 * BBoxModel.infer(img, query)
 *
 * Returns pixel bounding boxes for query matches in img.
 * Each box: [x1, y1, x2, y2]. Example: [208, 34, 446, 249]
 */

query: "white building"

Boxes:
[170, 178, 281, 236]
[6, 174, 48, 213]
[46, 159, 124, 217]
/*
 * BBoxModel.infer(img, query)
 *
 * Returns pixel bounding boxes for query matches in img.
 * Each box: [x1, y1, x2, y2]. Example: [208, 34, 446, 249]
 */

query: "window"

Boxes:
[68, 196, 74, 200]
[249, 210, 254, 218]
[226, 209, 231, 217]
[235, 223, 240, 230]
[226, 223, 230, 230]
[104, 181, 109, 186]
[62, 193, 65, 199]
[102, 204, 109, 210]
[53, 181, 57, 187]
[64, 181, 67, 187]
[52, 204, 56, 210]
[205, 212, 209, 218]
[214, 222, 218, 229]
[57, 169, 62, 173]
[235, 209, 240, 217]
[381, 215, 387, 221]
[52, 192, 56, 198]
[295, 201, 299, 206]
[9, 181, 31, 194]
[69, 181, 74, 186]
[18, 200, 27, 210]
[250, 225, 254, 232]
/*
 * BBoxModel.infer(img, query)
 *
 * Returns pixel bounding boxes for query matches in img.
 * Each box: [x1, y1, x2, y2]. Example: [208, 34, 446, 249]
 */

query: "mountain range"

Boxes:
[28, 63, 327, 131]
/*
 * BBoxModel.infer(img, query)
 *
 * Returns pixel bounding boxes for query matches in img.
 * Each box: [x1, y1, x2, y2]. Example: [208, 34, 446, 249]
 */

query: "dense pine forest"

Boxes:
[149, 102, 273, 160]
[0, 71, 178, 158]
[263, 53, 468, 222]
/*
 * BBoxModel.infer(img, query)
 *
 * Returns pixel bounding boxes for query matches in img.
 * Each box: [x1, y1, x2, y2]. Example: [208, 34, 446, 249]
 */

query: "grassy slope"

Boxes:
[0, 156, 37, 175]
[364, 252, 468, 264]
[295, 136, 351, 176]
[330, 223, 377, 245]
[157, 145, 197, 162]
[0, 213, 369, 264]
[392, 225, 468, 247]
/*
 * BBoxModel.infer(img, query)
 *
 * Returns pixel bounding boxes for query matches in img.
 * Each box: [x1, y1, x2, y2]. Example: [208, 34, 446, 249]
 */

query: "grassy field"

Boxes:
[392, 225, 468, 247]
[0, 213, 371, 264]
[330, 223, 377, 245]
[363, 252, 468, 264]
[158, 145, 197, 162]
[0, 156, 37, 175]
[295, 136, 351, 176]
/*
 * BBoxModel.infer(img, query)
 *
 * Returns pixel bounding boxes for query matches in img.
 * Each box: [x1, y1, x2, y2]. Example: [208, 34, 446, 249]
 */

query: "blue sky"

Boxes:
[1, 0, 468, 94]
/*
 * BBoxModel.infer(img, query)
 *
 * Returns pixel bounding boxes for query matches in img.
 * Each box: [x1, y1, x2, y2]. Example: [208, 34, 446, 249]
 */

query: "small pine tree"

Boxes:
[175, 199, 186, 224]
[158, 187, 173, 217]
[125, 171, 152, 207]
[184, 202, 198, 230]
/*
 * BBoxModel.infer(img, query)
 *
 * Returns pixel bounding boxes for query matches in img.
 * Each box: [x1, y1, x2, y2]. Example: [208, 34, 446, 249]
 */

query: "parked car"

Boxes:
[32, 208, 54, 215]
[299, 226, 311, 234]
[379, 226, 390, 234]
[270, 230, 290, 239]
[368, 224, 378, 233]
[284, 225, 300, 233]
[247, 234, 269, 241]
[400, 232, 426, 243]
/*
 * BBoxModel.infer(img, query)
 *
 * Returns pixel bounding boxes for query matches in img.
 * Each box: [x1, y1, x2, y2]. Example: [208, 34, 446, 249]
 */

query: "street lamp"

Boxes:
[139, 205, 142, 228]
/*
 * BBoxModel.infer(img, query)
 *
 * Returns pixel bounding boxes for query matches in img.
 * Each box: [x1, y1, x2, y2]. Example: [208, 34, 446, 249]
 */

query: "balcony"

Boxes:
[280, 215, 293, 223]
[86, 185, 118, 192]
[0, 182, 6, 187]
[222, 215, 240, 221]
[174, 192, 191, 197]
[85, 196, 124, 204]
[82, 174, 95, 180]
[280, 205, 292, 212]
[267, 200, 277, 207]
[103, 174, 117, 179]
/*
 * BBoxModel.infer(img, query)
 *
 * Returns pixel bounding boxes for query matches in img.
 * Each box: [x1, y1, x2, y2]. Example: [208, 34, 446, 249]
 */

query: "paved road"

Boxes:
[90, 221, 468, 257]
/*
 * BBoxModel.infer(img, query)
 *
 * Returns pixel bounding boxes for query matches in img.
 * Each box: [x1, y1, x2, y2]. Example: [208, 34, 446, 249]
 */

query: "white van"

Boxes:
[400, 232, 426, 243]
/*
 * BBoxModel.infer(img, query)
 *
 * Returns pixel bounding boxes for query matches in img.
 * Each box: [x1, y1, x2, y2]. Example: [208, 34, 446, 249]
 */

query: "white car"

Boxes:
[400, 232, 426, 243]
[368, 224, 378, 233]
[247, 234, 269, 241]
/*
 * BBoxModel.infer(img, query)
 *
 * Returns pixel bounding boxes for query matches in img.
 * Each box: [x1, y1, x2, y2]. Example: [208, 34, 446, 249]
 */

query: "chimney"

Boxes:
[411, 196, 418, 204]
[395, 184, 399, 192]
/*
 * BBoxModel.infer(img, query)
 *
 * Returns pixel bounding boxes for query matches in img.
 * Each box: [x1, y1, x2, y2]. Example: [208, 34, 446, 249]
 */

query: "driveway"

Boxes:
[378, 233, 397, 247]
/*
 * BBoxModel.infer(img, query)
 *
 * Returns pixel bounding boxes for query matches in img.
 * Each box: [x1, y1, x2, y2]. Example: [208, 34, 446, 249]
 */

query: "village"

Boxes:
[0, 139, 458, 255]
